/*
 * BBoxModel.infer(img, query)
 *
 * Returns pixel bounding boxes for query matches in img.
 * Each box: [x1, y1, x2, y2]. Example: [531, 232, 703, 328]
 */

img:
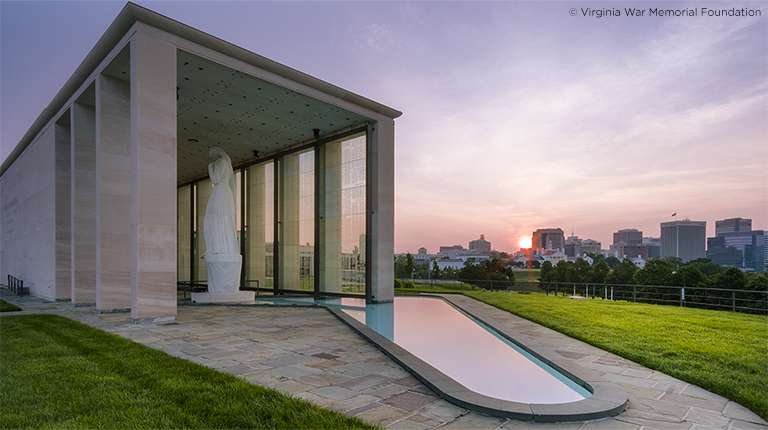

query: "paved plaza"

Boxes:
[2, 289, 766, 429]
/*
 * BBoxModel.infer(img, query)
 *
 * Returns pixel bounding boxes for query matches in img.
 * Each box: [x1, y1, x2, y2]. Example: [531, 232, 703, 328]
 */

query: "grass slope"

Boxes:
[428, 289, 767, 421]
[0, 299, 21, 312]
[0, 314, 377, 429]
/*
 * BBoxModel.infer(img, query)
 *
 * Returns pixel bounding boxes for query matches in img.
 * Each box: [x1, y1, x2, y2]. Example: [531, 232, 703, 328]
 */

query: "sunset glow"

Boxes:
[2, 1, 765, 254]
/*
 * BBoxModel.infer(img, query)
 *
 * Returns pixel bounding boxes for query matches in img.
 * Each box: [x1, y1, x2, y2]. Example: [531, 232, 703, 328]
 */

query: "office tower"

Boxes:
[532, 228, 565, 252]
[715, 218, 752, 236]
[469, 235, 492, 253]
[660, 220, 706, 262]
[613, 229, 643, 246]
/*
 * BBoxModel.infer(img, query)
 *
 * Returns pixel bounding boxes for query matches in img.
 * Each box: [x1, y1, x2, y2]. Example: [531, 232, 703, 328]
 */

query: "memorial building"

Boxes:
[0, 3, 399, 322]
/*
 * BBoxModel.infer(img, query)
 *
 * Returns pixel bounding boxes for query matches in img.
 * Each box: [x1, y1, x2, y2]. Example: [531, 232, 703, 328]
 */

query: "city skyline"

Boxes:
[2, 1, 766, 254]
[403, 214, 766, 256]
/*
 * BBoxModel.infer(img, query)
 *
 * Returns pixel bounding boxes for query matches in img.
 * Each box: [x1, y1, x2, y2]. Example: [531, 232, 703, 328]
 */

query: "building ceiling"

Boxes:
[175, 50, 371, 184]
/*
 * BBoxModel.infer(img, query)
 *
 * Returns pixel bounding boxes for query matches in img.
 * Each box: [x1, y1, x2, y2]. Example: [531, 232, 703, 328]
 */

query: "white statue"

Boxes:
[202, 147, 238, 256]
[199, 147, 243, 296]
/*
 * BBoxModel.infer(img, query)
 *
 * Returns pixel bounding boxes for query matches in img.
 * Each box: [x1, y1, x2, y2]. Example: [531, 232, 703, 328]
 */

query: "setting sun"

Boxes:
[518, 236, 531, 250]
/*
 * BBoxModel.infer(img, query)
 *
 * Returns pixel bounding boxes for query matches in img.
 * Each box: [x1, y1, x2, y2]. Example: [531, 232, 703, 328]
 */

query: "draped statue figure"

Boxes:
[199, 147, 244, 297]
[203, 147, 238, 256]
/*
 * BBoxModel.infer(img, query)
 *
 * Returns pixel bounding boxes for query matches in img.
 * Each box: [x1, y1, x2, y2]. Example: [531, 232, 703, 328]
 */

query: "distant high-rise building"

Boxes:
[438, 245, 465, 257]
[581, 239, 602, 254]
[418, 247, 428, 255]
[716, 218, 752, 236]
[564, 235, 582, 257]
[643, 237, 661, 259]
[613, 244, 649, 260]
[532, 228, 565, 252]
[661, 220, 706, 262]
[613, 229, 643, 246]
[469, 235, 491, 254]
[708, 218, 765, 270]
[706, 237, 743, 267]
[708, 230, 765, 270]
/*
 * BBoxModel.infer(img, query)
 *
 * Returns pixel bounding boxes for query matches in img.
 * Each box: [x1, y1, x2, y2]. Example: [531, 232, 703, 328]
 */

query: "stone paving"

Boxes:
[2, 288, 766, 430]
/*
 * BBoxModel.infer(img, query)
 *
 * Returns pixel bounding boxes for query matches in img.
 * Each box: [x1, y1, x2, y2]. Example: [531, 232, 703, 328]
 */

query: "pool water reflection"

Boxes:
[255, 295, 590, 404]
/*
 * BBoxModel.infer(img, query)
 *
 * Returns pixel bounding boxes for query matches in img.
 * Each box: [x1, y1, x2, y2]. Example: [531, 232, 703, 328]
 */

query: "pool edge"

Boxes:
[323, 294, 628, 422]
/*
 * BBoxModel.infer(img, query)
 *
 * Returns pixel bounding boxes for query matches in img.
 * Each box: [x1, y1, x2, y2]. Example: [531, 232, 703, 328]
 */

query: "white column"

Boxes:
[70, 102, 97, 305]
[130, 31, 177, 323]
[96, 74, 132, 312]
[368, 121, 395, 303]
[54, 122, 72, 300]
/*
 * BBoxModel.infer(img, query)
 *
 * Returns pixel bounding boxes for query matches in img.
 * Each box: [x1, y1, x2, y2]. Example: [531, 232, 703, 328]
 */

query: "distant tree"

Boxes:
[431, 260, 440, 279]
[590, 259, 610, 284]
[664, 256, 684, 270]
[606, 258, 637, 284]
[745, 273, 768, 291]
[684, 258, 724, 277]
[605, 256, 621, 269]
[552, 260, 570, 284]
[405, 253, 415, 278]
[632, 258, 674, 286]
[573, 258, 593, 283]
[671, 265, 706, 288]
[584, 252, 605, 266]
[565, 265, 580, 283]
[459, 261, 489, 286]
[394, 253, 416, 279]
[709, 267, 747, 290]
[540, 261, 553, 281]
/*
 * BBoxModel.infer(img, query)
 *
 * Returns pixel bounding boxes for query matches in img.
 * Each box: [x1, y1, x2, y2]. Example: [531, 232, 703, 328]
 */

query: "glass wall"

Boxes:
[246, 161, 273, 291]
[177, 129, 367, 298]
[278, 149, 315, 292]
[177, 185, 192, 282]
[317, 133, 366, 295]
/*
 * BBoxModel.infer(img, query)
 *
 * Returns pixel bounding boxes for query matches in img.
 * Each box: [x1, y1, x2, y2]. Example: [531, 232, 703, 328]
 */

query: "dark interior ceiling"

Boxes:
[84, 48, 372, 184]
[175, 50, 371, 183]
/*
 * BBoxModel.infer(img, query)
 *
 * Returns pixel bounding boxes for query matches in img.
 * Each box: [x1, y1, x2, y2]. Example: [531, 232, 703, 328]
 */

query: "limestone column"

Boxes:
[54, 122, 71, 300]
[367, 121, 395, 303]
[70, 102, 97, 305]
[317, 140, 342, 294]
[130, 31, 177, 323]
[96, 74, 131, 313]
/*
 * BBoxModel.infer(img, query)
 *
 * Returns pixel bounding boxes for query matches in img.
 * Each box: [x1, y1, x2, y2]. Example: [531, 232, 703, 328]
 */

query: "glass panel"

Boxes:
[318, 133, 366, 296]
[278, 150, 314, 292]
[177, 185, 191, 282]
[341, 136, 366, 295]
[246, 162, 272, 291]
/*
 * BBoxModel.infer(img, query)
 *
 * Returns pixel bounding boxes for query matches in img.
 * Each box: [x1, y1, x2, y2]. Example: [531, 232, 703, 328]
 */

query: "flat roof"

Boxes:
[1, 2, 401, 178]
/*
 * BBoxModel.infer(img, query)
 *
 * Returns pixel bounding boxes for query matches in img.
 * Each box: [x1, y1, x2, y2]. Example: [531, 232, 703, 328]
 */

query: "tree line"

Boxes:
[394, 253, 515, 283]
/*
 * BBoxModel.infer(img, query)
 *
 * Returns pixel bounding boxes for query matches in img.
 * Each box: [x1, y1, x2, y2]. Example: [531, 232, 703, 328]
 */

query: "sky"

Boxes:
[1, 1, 766, 254]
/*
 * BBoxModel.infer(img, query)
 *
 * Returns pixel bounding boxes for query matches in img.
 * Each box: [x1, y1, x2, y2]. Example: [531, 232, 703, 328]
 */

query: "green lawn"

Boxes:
[0, 314, 378, 429]
[0, 299, 21, 312]
[398, 288, 768, 421]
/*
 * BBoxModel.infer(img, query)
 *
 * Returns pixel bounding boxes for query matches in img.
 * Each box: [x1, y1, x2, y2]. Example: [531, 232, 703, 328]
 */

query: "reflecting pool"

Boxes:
[254, 295, 590, 404]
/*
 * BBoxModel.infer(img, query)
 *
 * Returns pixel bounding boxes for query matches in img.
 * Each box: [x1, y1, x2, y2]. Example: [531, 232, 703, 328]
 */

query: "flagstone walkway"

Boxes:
[1, 288, 766, 430]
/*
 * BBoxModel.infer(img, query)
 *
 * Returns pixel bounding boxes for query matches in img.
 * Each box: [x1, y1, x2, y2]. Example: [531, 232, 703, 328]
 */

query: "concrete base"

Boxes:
[191, 291, 255, 304]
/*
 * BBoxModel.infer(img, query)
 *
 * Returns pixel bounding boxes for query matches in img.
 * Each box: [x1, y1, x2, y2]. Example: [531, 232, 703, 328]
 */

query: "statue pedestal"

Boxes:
[191, 291, 254, 304]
